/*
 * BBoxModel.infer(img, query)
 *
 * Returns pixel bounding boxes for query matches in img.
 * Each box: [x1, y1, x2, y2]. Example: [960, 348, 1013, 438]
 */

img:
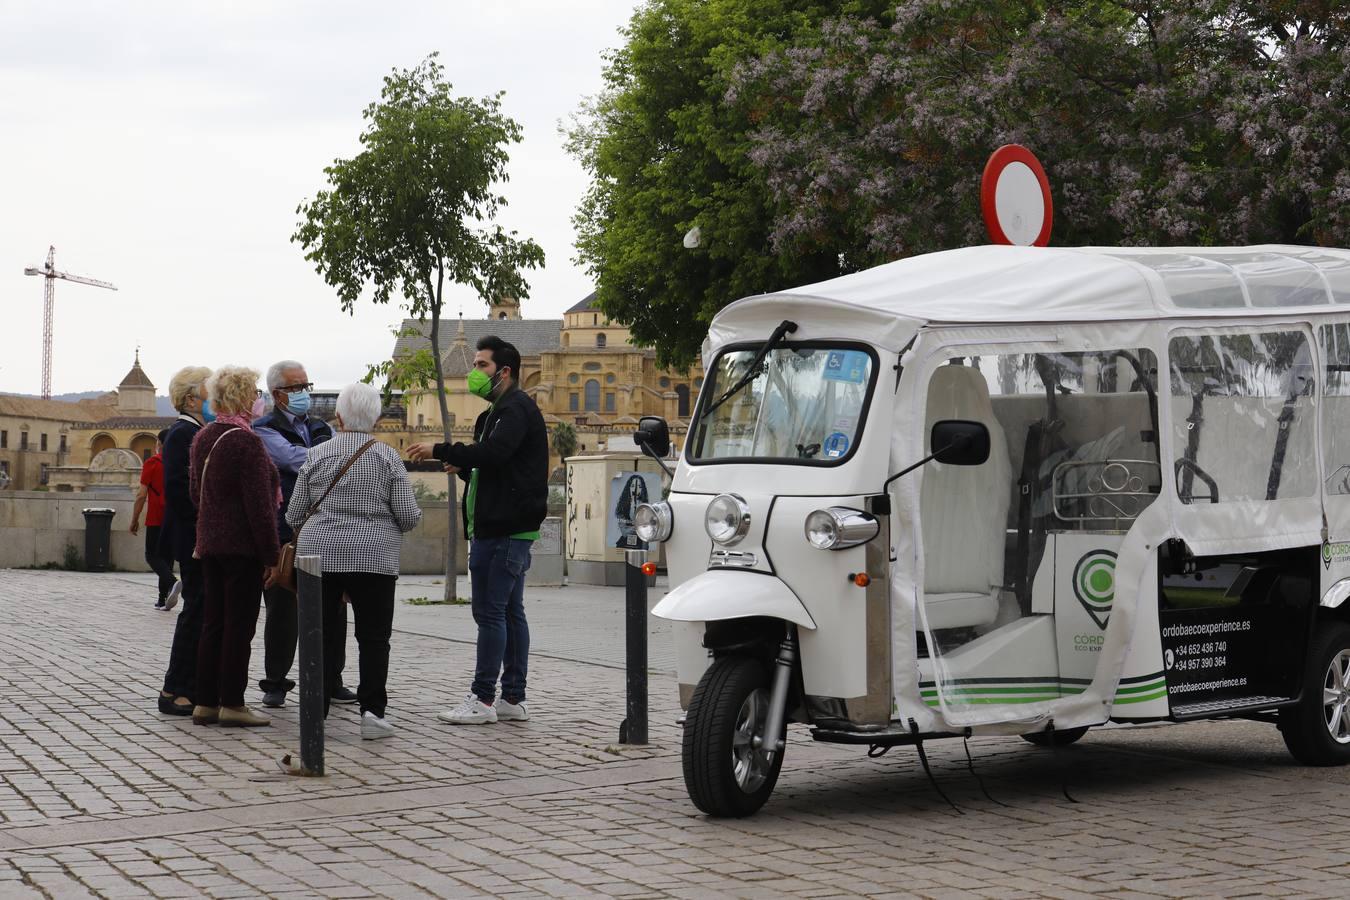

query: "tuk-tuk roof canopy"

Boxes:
[760, 244, 1350, 325]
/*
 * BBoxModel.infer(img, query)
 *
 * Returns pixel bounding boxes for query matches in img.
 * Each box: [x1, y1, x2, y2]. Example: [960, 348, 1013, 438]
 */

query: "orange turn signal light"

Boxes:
[853, 572, 871, 587]
[641, 562, 658, 577]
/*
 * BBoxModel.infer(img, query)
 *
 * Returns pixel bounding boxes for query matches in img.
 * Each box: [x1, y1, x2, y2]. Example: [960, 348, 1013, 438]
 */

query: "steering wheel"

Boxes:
[1174, 458, 1219, 504]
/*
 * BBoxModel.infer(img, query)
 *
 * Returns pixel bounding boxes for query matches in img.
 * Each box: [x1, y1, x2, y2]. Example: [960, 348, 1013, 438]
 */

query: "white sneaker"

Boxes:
[494, 698, 529, 722]
[437, 694, 497, 725]
[164, 580, 182, 611]
[361, 711, 395, 740]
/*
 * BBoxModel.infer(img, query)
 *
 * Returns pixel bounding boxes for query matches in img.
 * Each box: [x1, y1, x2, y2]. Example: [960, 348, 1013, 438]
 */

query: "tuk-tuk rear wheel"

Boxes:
[1280, 621, 1350, 766]
[682, 655, 785, 818]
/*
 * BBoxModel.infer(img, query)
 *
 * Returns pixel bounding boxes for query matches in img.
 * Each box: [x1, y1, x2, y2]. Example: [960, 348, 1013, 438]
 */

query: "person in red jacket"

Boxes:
[188, 366, 280, 728]
[130, 429, 180, 610]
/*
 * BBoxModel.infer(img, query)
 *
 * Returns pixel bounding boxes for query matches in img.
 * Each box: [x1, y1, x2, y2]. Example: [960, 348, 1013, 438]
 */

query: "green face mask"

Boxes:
[466, 368, 497, 399]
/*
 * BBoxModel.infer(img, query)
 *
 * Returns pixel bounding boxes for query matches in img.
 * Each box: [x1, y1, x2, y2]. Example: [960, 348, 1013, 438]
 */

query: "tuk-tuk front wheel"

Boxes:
[682, 655, 785, 817]
[1280, 621, 1350, 766]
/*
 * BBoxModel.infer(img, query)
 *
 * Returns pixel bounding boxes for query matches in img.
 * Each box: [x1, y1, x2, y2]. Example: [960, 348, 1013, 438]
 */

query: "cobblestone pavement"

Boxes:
[2, 569, 1349, 898]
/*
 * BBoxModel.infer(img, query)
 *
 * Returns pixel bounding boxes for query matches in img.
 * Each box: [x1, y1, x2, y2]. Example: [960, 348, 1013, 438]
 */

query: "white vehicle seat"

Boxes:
[920, 365, 1013, 630]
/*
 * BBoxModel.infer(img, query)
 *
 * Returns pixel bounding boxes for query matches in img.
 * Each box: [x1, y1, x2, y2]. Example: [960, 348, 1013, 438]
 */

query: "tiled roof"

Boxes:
[566, 291, 599, 313]
[392, 318, 563, 371]
[0, 394, 117, 423]
[118, 362, 155, 389]
[78, 416, 179, 430]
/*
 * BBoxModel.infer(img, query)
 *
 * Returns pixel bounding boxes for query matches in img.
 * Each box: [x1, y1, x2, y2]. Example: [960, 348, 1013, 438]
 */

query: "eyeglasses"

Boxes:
[278, 382, 314, 392]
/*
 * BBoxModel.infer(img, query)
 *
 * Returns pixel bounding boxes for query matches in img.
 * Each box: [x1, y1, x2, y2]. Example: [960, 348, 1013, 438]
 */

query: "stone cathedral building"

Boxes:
[394, 293, 702, 464]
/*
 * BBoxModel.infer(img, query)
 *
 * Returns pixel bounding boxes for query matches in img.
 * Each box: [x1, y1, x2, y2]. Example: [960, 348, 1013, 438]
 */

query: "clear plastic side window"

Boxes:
[920, 349, 1159, 721]
[1321, 324, 1350, 495]
[1168, 331, 1317, 504]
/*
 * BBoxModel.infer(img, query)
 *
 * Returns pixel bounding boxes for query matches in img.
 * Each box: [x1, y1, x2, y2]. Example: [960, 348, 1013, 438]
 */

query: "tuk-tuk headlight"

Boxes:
[805, 507, 878, 550]
[634, 501, 673, 543]
[705, 493, 751, 545]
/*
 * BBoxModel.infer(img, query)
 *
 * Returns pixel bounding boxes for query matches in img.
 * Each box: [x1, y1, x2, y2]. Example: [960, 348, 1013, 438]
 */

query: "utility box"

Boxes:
[565, 454, 667, 585]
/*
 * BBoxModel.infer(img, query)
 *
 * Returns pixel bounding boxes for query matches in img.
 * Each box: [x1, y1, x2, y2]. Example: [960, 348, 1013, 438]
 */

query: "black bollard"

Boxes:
[296, 554, 325, 775]
[619, 549, 649, 744]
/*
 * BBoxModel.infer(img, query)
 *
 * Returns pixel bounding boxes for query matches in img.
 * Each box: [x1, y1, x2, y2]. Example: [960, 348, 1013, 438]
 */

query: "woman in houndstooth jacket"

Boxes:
[285, 382, 421, 740]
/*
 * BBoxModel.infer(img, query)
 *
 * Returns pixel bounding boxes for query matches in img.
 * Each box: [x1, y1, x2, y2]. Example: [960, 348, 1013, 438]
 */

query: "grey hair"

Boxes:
[335, 382, 381, 432]
[266, 360, 306, 392]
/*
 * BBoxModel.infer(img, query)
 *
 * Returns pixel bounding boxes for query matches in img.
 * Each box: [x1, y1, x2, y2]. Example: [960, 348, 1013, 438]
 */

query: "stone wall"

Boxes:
[0, 492, 476, 576]
[0, 490, 146, 571]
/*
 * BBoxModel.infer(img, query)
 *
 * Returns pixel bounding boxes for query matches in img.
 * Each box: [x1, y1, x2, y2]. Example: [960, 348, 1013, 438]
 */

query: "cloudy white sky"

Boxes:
[0, 1, 636, 396]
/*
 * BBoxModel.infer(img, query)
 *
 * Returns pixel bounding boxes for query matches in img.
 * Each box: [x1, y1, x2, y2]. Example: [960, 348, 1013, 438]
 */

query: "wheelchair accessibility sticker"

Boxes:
[1073, 549, 1116, 629]
[822, 350, 868, 384]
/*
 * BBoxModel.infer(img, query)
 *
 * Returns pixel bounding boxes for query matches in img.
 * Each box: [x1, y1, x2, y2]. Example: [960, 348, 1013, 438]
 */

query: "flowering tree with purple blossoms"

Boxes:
[574, 2, 1349, 366]
[568, 0, 896, 368]
[732, 2, 1350, 263]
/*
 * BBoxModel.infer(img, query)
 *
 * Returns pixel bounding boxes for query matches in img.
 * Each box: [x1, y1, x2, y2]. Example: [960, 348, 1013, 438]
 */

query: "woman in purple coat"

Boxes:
[189, 366, 280, 727]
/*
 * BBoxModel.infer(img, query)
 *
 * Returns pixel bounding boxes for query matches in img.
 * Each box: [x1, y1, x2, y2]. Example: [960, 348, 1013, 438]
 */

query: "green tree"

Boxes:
[294, 54, 544, 600]
[567, 0, 894, 369]
[551, 421, 578, 462]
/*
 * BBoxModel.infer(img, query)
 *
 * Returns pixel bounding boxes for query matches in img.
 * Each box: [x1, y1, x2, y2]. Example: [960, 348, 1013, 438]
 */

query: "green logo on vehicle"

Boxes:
[1073, 550, 1116, 629]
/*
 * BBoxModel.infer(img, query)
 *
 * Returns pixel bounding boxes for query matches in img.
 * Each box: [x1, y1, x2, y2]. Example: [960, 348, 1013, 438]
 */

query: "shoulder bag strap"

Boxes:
[295, 438, 379, 533]
[198, 427, 243, 493]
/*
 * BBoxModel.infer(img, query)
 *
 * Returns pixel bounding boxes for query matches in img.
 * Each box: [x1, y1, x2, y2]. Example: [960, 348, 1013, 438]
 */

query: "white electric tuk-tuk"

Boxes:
[630, 244, 1350, 817]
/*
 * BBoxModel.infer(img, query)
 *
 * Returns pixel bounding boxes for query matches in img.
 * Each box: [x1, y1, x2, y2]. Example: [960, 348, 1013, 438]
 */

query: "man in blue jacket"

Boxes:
[253, 360, 351, 708]
[409, 336, 548, 725]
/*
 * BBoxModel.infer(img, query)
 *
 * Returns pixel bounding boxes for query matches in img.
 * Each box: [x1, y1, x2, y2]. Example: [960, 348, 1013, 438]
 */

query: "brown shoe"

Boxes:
[219, 706, 271, 728]
[192, 705, 219, 725]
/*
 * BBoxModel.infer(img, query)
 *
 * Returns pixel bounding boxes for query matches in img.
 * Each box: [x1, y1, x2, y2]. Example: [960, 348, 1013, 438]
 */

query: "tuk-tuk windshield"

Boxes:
[689, 345, 876, 463]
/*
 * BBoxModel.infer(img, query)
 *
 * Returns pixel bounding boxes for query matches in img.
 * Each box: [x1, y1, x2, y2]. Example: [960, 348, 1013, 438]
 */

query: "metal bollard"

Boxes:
[619, 549, 649, 744]
[295, 554, 325, 775]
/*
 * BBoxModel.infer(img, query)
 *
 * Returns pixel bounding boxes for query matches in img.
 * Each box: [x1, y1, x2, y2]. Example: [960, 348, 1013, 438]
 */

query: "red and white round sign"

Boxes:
[981, 144, 1053, 247]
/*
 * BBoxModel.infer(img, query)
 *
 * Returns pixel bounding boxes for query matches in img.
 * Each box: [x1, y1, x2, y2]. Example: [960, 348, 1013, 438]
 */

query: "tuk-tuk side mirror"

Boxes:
[930, 420, 990, 466]
[635, 416, 671, 458]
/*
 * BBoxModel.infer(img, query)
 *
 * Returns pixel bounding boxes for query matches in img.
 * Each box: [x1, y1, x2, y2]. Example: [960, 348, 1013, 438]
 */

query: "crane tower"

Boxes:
[23, 245, 118, 400]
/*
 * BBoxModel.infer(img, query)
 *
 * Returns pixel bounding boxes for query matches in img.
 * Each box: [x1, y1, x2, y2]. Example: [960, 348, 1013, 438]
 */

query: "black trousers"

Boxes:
[161, 556, 204, 701]
[197, 555, 263, 709]
[143, 525, 177, 600]
[260, 585, 346, 695]
[321, 572, 396, 718]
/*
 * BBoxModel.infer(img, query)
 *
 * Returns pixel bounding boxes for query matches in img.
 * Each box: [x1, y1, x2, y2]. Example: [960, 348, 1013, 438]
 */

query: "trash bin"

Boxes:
[82, 507, 116, 572]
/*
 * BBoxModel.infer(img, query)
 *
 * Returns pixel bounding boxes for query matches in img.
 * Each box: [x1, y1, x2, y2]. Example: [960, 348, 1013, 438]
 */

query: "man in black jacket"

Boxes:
[156, 367, 211, 716]
[409, 336, 548, 725]
[253, 359, 349, 708]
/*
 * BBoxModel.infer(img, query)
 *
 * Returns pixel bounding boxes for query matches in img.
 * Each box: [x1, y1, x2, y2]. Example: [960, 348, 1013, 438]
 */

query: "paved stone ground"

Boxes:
[1, 569, 1349, 898]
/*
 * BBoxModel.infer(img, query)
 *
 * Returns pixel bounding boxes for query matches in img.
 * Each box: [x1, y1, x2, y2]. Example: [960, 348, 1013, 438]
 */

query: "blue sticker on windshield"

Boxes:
[823, 432, 850, 458]
[822, 350, 868, 384]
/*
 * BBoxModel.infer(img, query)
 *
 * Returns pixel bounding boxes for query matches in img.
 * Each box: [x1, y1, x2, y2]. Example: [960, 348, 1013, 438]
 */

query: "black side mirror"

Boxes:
[930, 420, 990, 466]
[634, 416, 671, 458]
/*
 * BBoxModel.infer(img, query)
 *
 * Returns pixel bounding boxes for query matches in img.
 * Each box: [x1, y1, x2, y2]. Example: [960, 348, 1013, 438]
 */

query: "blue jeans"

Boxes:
[469, 537, 532, 704]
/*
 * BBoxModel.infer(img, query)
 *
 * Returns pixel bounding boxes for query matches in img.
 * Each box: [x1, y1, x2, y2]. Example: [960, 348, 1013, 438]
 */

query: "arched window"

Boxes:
[596, 333, 607, 348]
[499, 311, 507, 319]
[562, 333, 571, 347]
[584, 379, 600, 411]
[90, 433, 116, 456]
[130, 433, 157, 460]
[675, 384, 690, 418]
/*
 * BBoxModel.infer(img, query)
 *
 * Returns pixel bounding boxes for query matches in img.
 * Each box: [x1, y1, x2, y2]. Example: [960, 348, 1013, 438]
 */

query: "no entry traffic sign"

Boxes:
[981, 144, 1053, 247]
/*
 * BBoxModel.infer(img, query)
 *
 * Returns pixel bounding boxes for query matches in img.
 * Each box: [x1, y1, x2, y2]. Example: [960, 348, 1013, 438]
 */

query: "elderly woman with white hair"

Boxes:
[190, 365, 280, 728]
[286, 382, 421, 740]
